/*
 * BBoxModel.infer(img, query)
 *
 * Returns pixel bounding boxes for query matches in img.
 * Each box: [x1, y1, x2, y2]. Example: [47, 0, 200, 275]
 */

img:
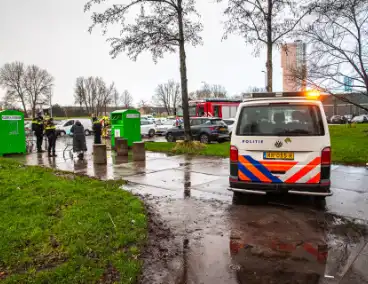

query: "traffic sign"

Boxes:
[344, 76, 353, 92]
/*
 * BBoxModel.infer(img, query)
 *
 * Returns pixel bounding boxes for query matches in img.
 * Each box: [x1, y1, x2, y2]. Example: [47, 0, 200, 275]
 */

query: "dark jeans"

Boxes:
[47, 135, 56, 154]
[94, 134, 101, 144]
[36, 134, 43, 151]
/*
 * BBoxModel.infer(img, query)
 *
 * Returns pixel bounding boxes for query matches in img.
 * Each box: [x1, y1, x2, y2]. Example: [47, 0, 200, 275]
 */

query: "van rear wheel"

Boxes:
[232, 192, 260, 205]
[314, 196, 326, 209]
[232, 192, 243, 205]
[84, 130, 91, 136]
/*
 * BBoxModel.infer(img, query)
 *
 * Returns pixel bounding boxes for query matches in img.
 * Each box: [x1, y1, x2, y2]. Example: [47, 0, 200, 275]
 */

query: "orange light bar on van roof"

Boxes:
[244, 91, 321, 99]
[305, 90, 320, 99]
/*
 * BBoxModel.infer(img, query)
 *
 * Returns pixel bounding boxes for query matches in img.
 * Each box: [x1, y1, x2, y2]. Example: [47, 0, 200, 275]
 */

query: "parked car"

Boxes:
[141, 120, 156, 137]
[351, 114, 368, 123]
[154, 117, 167, 125]
[223, 118, 236, 136]
[24, 122, 32, 132]
[141, 115, 155, 123]
[165, 117, 230, 143]
[56, 118, 92, 136]
[156, 119, 175, 135]
[330, 115, 346, 124]
[344, 114, 354, 122]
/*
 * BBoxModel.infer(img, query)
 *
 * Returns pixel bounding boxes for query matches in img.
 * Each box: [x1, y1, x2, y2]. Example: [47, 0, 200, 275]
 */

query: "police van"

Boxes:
[229, 91, 332, 201]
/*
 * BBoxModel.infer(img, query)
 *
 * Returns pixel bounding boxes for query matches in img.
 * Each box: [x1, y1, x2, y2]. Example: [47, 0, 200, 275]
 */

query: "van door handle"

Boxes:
[270, 171, 286, 175]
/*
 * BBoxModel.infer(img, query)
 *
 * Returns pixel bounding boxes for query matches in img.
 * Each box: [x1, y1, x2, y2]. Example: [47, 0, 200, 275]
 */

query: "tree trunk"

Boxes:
[20, 99, 28, 118]
[266, 0, 273, 92]
[177, 1, 192, 141]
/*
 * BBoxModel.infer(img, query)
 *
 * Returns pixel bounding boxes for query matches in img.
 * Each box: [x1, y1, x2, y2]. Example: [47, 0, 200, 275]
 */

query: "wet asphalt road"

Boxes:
[13, 136, 368, 283]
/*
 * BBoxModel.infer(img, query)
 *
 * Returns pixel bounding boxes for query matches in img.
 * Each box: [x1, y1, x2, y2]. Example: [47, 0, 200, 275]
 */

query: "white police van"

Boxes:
[229, 91, 332, 201]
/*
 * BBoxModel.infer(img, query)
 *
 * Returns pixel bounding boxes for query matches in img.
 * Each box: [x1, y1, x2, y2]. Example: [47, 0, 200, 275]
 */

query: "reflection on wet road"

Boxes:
[12, 136, 368, 283]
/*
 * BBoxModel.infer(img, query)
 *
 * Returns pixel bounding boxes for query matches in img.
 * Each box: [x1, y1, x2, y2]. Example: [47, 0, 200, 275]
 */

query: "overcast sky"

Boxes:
[0, 0, 283, 106]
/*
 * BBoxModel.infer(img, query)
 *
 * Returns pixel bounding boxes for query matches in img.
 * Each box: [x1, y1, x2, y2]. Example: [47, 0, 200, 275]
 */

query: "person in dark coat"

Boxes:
[45, 117, 57, 157]
[32, 112, 45, 153]
[92, 117, 102, 144]
[70, 120, 87, 159]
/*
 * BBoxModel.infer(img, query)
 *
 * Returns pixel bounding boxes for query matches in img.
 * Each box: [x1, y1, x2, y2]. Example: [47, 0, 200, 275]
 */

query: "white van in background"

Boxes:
[56, 118, 93, 136]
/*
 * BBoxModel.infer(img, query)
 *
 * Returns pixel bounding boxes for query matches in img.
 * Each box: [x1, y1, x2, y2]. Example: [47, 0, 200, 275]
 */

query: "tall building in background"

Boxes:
[281, 40, 307, 92]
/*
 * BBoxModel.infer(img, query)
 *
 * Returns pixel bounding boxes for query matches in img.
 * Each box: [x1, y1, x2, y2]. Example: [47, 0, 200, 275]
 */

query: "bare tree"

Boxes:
[112, 87, 120, 108]
[211, 84, 228, 98]
[191, 82, 228, 99]
[99, 81, 115, 115]
[138, 99, 148, 109]
[291, 0, 368, 111]
[121, 90, 134, 108]
[23, 65, 54, 117]
[152, 80, 181, 115]
[193, 82, 212, 99]
[74, 77, 87, 112]
[0, 62, 28, 117]
[85, 0, 203, 141]
[246, 86, 267, 92]
[74, 76, 113, 115]
[221, 0, 313, 92]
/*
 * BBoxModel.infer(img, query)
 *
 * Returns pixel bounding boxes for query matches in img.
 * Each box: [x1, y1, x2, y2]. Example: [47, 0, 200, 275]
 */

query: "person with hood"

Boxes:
[70, 120, 87, 159]
[92, 117, 102, 144]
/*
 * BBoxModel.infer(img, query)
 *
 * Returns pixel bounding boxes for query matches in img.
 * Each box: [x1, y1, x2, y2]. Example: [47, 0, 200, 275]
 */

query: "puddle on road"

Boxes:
[138, 195, 368, 284]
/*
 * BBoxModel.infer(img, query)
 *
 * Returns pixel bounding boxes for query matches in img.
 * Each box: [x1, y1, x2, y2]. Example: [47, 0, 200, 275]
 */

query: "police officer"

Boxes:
[101, 116, 110, 138]
[91, 113, 97, 124]
[92, 117, 102, 144]
[44, 110, 50, 123]
[32, 112, 45, 153]
[45, 117, 57, 157]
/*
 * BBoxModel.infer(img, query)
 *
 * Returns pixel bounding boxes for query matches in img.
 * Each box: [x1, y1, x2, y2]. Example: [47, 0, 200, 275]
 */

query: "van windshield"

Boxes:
[236, 104, 325, 136]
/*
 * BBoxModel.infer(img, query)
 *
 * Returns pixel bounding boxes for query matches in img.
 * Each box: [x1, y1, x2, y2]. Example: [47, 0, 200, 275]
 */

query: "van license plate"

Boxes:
[263, 152, 294, 160]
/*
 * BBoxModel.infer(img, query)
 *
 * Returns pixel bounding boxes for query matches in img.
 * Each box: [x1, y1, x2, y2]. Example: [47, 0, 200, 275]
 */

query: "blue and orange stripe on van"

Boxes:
[238, 155, 282, 183]
[260, 160, 298, 173]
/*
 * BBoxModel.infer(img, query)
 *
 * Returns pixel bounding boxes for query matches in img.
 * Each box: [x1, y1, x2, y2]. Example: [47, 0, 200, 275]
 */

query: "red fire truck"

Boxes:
[177, 98, 242, 119]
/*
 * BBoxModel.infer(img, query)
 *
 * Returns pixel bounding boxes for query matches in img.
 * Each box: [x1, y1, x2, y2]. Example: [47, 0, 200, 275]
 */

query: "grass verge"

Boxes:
[0, 159, 147, 284]
[329, 124, 368, 165]
[145, 124, 368, 165]
[145, 141, 229, 157]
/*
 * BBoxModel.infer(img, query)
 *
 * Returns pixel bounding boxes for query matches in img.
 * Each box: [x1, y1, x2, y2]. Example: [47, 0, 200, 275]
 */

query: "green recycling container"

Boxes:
[0, 110, 26, 156]
[111, 109, 141, 147]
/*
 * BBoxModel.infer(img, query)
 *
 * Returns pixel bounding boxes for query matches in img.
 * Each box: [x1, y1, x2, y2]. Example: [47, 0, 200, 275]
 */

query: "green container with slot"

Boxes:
[110, 109, 141, 147]
[0, 110, 26, 156]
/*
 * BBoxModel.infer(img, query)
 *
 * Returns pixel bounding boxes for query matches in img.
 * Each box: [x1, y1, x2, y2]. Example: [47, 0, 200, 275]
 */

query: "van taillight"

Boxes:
[230, 145, 238, 162]
[321, 147, 331, 165]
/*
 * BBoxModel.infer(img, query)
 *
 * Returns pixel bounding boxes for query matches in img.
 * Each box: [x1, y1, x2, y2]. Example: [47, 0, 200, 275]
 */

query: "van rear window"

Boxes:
[236, 104, 325, 136]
